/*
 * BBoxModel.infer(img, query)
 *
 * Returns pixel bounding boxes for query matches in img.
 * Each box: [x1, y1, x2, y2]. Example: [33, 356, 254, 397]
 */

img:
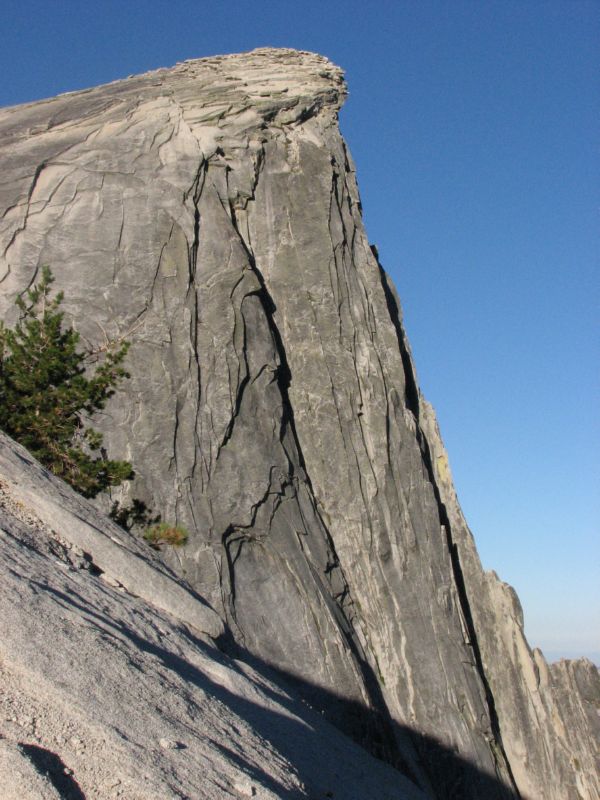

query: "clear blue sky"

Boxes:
[1, 0, 598, 662]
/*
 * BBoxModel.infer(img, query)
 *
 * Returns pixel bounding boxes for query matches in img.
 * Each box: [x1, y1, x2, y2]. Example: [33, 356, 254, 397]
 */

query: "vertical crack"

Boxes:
[182, 160, 207, 493]
[2, 161, 47, 262]
[377, 257, 420, 418]
[186, 161, 206, 284]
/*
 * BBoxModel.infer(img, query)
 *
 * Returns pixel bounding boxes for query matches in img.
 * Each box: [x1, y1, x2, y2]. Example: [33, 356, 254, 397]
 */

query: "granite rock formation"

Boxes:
[0, 48, 598, 799]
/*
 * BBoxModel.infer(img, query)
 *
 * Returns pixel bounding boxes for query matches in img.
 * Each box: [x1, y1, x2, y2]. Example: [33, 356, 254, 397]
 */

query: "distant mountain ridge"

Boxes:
[546, 651, 600, 668]
[0, 48, 598, 798]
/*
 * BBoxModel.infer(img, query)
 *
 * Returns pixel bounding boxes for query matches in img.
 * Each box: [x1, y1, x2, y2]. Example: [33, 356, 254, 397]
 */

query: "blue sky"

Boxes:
[1, 0, 598, 661]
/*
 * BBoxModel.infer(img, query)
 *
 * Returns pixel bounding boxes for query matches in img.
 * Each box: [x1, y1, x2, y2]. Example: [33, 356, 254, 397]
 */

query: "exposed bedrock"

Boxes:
[0, 48, 597, 799]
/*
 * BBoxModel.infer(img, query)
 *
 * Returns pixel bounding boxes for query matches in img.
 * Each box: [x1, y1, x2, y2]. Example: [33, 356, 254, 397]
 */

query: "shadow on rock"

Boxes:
[19, 743, 86, 800]
[37, 581, 520, 800]
[218, 640, 522, 800]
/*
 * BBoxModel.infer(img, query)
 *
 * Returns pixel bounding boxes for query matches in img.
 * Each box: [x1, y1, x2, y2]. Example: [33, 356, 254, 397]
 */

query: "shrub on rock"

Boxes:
[143, 523, 189, 549]
[0, 267, 133, 497]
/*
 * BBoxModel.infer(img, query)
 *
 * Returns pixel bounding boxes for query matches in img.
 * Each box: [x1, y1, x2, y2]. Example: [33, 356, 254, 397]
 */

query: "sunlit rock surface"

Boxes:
[0, 48, 598, 799]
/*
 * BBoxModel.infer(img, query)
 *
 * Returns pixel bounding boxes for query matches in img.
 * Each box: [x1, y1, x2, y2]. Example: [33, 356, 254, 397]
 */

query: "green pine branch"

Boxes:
[0, 267, 134, 497]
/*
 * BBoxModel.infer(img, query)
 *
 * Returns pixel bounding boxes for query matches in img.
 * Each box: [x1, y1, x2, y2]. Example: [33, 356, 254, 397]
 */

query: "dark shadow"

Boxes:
[377, 260, 420, 419]
[19, 743, 86, 800]
[34, 580, 522, 800]
[212, 640, 521, 800]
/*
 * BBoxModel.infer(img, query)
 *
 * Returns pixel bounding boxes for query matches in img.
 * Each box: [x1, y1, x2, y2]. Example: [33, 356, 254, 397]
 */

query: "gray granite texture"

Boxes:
[0, 432, 427, 800]
[0, 48, 598, 799]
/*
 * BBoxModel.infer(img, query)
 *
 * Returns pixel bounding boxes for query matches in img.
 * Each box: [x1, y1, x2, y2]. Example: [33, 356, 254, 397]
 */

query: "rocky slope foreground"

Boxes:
[0, 433, 426, 800]
[0, 48, 598, 799]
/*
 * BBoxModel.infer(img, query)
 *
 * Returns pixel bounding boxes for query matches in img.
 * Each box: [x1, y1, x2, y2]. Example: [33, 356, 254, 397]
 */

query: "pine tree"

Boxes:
[0, 267, 134, 497]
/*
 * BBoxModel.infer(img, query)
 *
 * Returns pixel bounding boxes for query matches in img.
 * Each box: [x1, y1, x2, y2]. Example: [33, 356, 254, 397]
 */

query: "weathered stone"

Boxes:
[0, 48, 597, 799]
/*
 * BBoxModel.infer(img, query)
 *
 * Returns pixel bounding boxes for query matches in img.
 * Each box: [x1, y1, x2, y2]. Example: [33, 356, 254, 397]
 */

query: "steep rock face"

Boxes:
[0, 49, 597, 799]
